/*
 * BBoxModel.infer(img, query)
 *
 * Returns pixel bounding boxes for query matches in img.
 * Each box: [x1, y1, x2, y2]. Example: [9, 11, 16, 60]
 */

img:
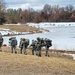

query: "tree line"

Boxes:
[0, 0, 75, 25]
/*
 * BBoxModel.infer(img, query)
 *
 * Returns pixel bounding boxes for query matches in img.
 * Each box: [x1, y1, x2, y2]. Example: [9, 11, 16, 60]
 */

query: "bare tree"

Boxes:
[0, 0, 6, 25]
[65, 5, 74, 13]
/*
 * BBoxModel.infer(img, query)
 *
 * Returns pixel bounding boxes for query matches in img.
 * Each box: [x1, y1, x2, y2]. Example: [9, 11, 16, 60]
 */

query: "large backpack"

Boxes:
[46, 39, 52, 47]
[48, 39, 52, 46]
[0, 37, 3, 47]
[0, 33, 2, 38]
[31, 40, 35, 46]
[0, 37, 3, 43]
[25, 39, 29, 46]
[41, 38, 44, 43]
[11, 39, 17, 46]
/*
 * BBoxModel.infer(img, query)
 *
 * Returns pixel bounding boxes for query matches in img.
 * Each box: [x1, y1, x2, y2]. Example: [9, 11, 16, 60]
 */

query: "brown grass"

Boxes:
[0, 46, 75, 75]
[0, 25, 39, 32]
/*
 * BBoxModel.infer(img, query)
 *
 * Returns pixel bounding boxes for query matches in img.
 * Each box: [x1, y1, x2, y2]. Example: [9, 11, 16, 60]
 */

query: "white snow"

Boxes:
[64, 53, 75, 60]
[26, 22, 75, 28]
[0, 28, 31, 36]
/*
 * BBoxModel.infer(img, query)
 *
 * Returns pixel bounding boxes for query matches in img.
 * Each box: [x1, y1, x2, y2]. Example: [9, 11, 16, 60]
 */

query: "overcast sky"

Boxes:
[5, 0, 75, 10]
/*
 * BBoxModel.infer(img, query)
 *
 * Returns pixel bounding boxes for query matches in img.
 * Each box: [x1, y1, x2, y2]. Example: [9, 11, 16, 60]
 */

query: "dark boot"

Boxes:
[15, 51, 17, 54]
[24, 52, 27, 55]
[20, 50, 22, 54]
[39, 54, 41, 57]
[45, 54, 47, 56]
[0, 50, 2, 52]
[11, 50, 13, 53]
[48, 55, 50, 57]
[32, 50, 34, 55]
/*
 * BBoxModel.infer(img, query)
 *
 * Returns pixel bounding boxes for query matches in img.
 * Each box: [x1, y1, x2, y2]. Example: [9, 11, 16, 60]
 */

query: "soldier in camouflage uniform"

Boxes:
[30, 40, 37, 55]
[36, 37, 42, 57]
[45, 38, 52, 57]
[0, 33, 3, 52]
[37, 42, 42, 57]
[10, 37, 17, 53]
[19, 38, 29, 55]
[19, 38, 23, 54]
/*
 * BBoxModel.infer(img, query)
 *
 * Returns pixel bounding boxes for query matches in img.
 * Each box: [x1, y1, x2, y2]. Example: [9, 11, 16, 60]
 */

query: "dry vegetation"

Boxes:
[0, 46, 75, 75]
[0, 25, 39, 32]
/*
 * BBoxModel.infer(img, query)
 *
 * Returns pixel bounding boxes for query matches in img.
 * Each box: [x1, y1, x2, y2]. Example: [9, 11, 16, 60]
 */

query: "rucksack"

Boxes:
[0, 37, 3, 43]
[41, 39, 44, 43]
[26, 39, 29, 46]
[11, 39, 17, 46]
[0, 33, 2, 38]
[31, 40, 35, 46]
[46, 39, 52, 47]
[48, 39, 52, 46]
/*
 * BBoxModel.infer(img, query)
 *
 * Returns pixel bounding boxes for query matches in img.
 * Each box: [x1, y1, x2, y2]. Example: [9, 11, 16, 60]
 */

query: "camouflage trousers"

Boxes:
[45, 47, 50, 57]
[32, 47, 37, 55]
[0, 42, 2, 52]
[11, 45, 17, 53]
[36, 48, 41, 57]
[20, 46, 27, 55]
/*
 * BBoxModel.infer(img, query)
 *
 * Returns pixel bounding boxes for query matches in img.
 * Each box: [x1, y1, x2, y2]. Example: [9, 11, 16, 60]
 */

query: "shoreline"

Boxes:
[2, 31, 41, 37]
[0, 25, 49, 37]
[2, 46, 75, 60]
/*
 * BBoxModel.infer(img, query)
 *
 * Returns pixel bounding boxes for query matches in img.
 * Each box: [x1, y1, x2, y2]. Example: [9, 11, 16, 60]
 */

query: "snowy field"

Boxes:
[0, 28, 30, 36]
[26, 22, 75, 28]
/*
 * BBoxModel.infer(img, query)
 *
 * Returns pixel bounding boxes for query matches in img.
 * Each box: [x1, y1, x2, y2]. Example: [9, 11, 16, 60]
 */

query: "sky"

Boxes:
[5, 0, 75, 10]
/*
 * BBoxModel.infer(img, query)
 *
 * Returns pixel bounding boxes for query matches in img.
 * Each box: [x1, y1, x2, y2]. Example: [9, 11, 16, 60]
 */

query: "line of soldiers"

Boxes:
[9, 37, 52, 57]
[30, 37, 52, 57]
[0, 33, 52, 57]
[9, 37, 29, 55]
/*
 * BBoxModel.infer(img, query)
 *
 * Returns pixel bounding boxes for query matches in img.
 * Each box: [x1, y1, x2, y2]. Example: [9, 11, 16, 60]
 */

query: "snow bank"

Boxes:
[64, 53, 75, 60]
[26, 22, 75, 28]
[0, 28, 30, 36]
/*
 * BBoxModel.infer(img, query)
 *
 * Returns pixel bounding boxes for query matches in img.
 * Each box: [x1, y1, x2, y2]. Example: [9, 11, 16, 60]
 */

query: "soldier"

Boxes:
[40, 38, 46, 47]
[9, 37, 12, 46]
[0, 33, 3, 52]
[45, 38, 52, 57]
[19, 38, 29, 55]
[30, 40, 37, 55]
[37, 37, 42, 57]
[10, 37, 17, 54]
[37, 42, 42, 57]
[25, 39, 29, 48]
[19, 38, 23, 54]
[37, 37, 41, 43]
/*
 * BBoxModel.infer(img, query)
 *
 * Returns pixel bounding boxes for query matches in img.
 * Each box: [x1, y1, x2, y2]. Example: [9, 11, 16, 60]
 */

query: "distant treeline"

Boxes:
[1, 2, 75, 24]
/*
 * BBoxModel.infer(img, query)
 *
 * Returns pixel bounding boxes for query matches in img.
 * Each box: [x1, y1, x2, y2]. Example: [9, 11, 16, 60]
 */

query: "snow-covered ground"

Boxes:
[64, 53, 75, 60]
[26, 22, 75, 28]
[0, 28, 30, 36]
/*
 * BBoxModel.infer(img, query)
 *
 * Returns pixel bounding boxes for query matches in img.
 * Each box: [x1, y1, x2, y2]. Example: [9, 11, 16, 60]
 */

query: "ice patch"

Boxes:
[64, 53, 75, 60]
